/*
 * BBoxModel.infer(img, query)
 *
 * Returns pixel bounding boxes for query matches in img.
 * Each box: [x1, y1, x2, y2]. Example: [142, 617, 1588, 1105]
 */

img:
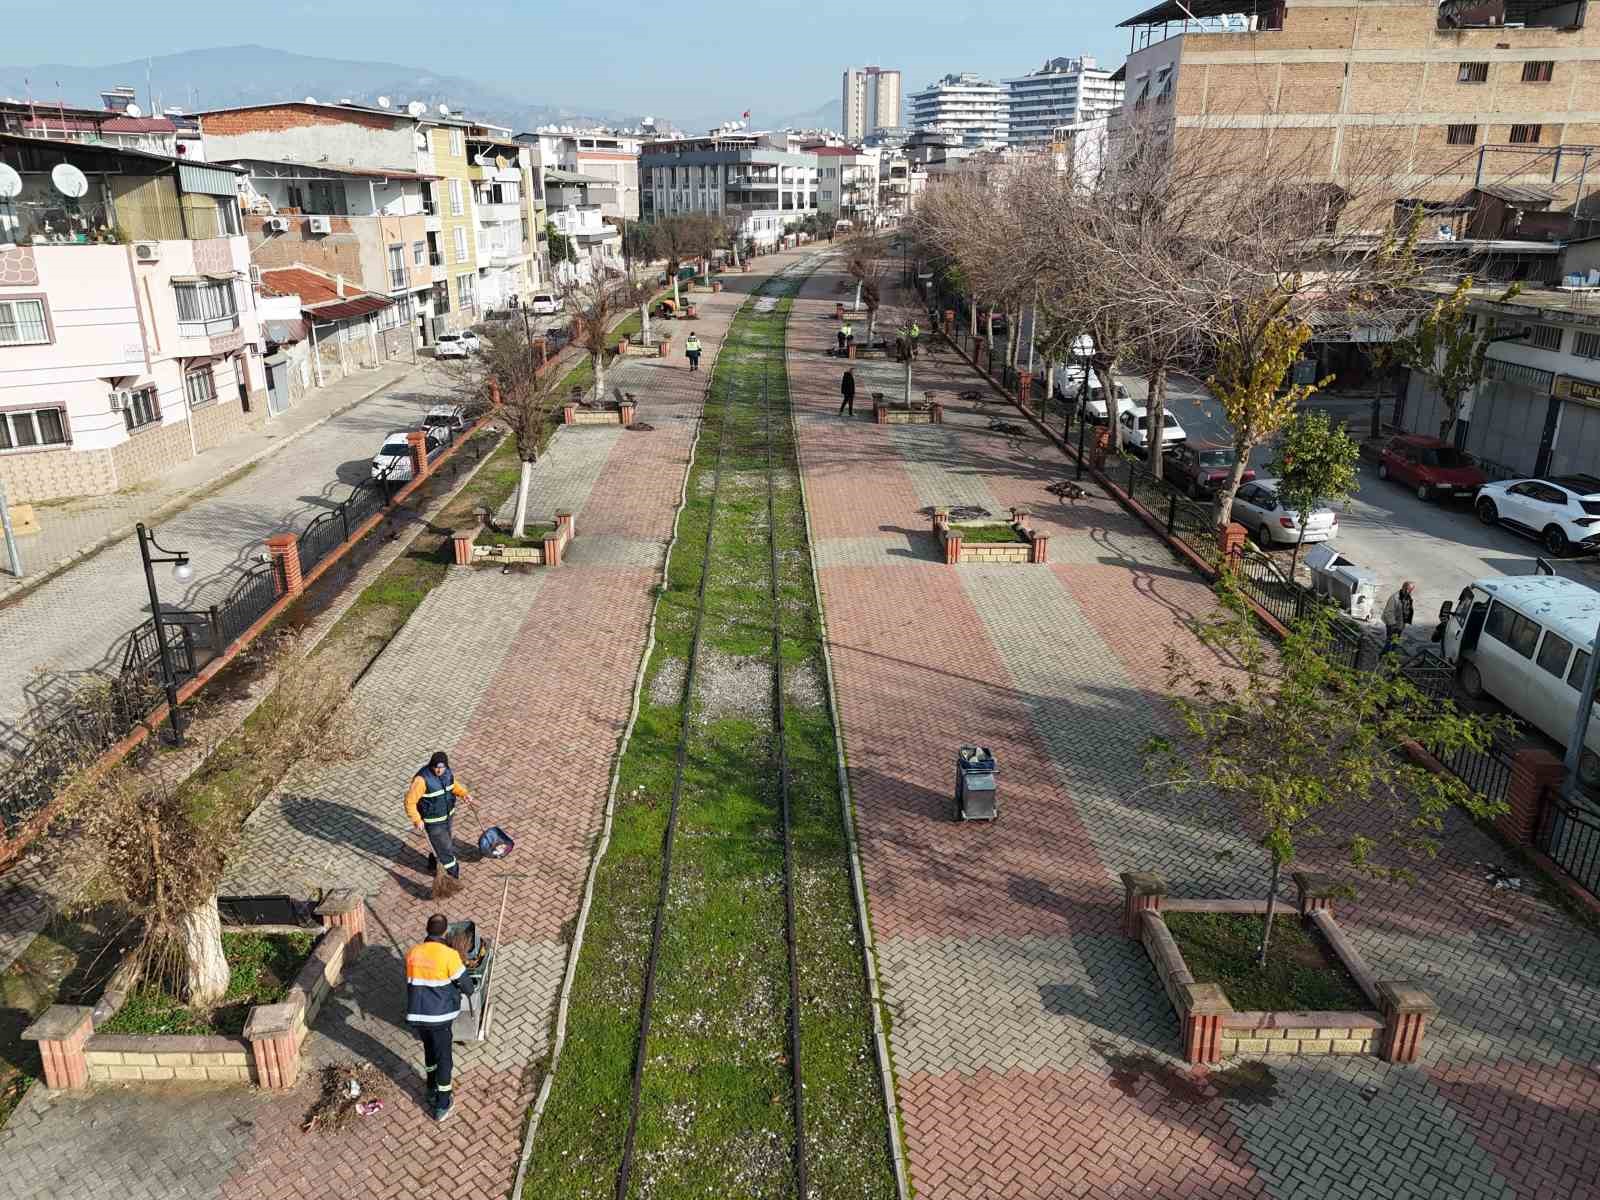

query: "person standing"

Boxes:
[836, 324, 847, 355]
[909, 321, 921, 359]
[405, 751, 475, 893]
[1382, 580, 1415, 654]
[685, 332, 702, 372]
[839, 368, 856, 417]
[842, 320, 855, 353]
[405, 913, 477, 1122]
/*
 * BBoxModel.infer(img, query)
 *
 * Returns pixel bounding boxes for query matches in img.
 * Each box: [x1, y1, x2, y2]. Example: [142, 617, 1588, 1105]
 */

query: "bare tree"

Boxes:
[566, 273, 644, 409]
[846, 233, 895, 349]
[650, 215, 699, 307]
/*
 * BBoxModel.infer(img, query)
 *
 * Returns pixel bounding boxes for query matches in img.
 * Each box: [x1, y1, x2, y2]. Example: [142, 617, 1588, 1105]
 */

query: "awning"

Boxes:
[263, 318, 308, 344]
[179, 162, 242, 197]
[307, 296, 391, 321]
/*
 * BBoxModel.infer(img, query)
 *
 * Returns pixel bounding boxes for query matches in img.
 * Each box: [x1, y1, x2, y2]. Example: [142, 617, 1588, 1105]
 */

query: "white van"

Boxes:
[529, 291, 560, 316]
[1437, 574, 1600, 782]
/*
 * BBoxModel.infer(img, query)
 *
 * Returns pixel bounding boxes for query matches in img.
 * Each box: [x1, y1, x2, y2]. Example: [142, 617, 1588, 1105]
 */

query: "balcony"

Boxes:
[178, 314, 240, 339]
[476, 201, 521, 224]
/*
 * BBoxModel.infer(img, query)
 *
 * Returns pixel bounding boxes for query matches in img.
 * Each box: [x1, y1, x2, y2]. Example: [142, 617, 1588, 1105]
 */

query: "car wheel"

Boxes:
[1416, 483, 1430, 502]
[1582, 749, 1600, 789]
[1476, 498, 1499, 526]
[1545, 526, 1570, 557]
[1458, 661, 1486, 699]
[1254, 524, 1273, 548]
[1378, 462, 1389, 480]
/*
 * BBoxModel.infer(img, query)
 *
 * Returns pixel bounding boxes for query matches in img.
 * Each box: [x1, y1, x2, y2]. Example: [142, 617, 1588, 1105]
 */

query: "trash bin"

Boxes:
[1305, 544, 1378, 621]
[955, 746, 998, 821]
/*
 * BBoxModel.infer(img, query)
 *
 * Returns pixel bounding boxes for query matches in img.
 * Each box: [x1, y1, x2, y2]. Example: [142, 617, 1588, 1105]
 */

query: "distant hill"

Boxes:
[771, 97, 841, 132]
[0, 44, 638, 133]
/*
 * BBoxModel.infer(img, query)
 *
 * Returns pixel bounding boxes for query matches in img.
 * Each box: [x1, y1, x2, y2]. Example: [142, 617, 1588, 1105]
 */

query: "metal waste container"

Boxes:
[1305, 544, 1377, 621]
[955, 746, 998, 821]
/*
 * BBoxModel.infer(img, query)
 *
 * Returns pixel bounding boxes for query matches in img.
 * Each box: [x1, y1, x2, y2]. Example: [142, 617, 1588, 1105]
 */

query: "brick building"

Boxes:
[1115, 0, 1600, 219]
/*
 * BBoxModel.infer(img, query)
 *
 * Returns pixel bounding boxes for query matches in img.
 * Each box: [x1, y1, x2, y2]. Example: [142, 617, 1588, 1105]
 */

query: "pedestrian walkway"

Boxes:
[0, 359, 448, 744]
[788, 258, 1600, 1198]
[0, 257, 800, 1200]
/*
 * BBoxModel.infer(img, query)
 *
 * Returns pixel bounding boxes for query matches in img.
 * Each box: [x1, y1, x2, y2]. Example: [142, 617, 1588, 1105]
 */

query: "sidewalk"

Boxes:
[0, 253, 810, 1200]
[0, 358, 424, 604]
[790, 259, 1600, 1198]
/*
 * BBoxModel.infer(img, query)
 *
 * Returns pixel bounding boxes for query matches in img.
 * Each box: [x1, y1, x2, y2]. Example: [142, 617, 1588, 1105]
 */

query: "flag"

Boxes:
[742, 110, 750, 119]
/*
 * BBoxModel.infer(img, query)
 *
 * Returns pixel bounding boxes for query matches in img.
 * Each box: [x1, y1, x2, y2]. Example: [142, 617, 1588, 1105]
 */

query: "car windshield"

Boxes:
[1198, 450, 1233, 467]
[1419, 447, 1472, 467]
[1162, 414, 1178, 428]
[380, 443, 408, 458]
[438, 335, 460, 343]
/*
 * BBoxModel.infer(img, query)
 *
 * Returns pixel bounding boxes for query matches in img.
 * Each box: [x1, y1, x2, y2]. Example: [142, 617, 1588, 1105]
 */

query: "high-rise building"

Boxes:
[842, 67, 902, 141]
[908, 73, 1009, 148]
[1006, 57, 1125, 147]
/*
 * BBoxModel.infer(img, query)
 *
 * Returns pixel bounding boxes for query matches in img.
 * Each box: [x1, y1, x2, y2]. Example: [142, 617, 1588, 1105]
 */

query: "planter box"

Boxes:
[1121, 870, 1438, 1066]
[453, 512, 576, 568]
[562, 400, 637, 426]
[875, 400, 942, 424]
[23, 890, 368, 1093]
[931, 508, 1049, 565]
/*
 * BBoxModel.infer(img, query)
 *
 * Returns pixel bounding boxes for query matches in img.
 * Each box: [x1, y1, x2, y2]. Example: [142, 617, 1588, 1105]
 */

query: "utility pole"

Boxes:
[0, 477, 22, 579]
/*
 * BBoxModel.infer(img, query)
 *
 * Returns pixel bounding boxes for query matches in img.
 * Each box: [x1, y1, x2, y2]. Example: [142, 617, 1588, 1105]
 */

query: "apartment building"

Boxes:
[813, 145, 883, 225]
[842, 67, 903, 142]
[1115, 0, 1600, 216]
[464, 125, 539, 313]
[0, 135, 266, 502]
[1006, 57, 1125, 147]
[641, 132, 818, 246]
[520, 128, 641, 219]
[909, 74, 1010, 148]
[545, 171, 624, 285]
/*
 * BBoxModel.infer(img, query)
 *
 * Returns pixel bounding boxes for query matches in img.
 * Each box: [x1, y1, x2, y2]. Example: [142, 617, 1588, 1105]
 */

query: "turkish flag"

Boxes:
[742, 110, 750, 119]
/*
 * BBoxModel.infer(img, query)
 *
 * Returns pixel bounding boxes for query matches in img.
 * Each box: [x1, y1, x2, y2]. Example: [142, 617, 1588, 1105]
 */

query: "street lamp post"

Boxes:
[136, 522, 193, 746]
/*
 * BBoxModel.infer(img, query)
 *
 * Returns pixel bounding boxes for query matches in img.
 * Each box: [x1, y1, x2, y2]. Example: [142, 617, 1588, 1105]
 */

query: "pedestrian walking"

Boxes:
[909, 321, 921, 359]
[685, 332, 702, 372]
[842, 320, 855, 352]
[405, 913, 477, 1122]
[405, 751, 475, 896]
[1382, 580, 1415, 655]
[839, 368, 856, 416]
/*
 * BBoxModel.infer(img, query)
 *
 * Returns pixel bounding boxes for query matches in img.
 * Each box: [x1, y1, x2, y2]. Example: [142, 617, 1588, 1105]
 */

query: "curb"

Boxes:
[0, 360, 425, 609]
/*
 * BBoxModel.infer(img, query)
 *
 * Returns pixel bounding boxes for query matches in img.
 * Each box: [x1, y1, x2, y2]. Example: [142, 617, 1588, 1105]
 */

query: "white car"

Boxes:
[1230, 477, 1340, 547]
[1118, 406, 1187, 454]
[1055, 367, 1134, 422]
[1475, 474, 1600, 557]
[529, 292, 560, 316]
[371, 428, 441, 482]
[434, 332, 470, 359]
[423, 404, 466, 434]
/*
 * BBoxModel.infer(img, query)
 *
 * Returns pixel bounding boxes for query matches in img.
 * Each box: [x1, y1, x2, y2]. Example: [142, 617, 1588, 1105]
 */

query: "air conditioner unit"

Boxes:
[133, 241, 162, 263]
[264, 216, 290, 233]
[248, 264, 263, 287]
[108, 389, 130, 413]
[306, 216, 332, 234]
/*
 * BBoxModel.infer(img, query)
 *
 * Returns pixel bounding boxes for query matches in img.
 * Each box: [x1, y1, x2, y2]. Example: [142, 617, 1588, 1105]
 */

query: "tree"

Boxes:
[846, 235, 894, 348]
[1266, 409, 1361, 574]
[1152, 585, 1508, 967]
[545, 221, 573, 270]
[1388, 277, 1520, 444]
[650, 215, 699, 307]
[467, 325, 565, 538]
[566, 273, 643, 408]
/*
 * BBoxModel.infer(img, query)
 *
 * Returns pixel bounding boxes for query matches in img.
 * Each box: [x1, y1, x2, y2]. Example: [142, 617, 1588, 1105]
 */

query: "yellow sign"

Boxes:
[1555, 374, 1600, 404]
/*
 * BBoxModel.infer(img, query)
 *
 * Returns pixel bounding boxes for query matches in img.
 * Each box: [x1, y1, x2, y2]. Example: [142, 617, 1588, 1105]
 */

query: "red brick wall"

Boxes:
[200, 105, 402, 135]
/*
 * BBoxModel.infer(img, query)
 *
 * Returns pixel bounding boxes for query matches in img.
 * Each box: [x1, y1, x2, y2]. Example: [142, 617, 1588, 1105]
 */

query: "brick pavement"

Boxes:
[789, 258, 1600, 1198]
[0, 260, 799, 1200]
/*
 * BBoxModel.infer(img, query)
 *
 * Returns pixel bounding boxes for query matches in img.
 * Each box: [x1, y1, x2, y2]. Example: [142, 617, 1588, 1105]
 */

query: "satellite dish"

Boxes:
[407, 100, 427, 117]
[377, 96, 391, 108]
[124, 102, 143, 118]
[304, 96, 319, 104]
[437, 103, 450, 115]
[51, 163, 89, 199]
[0, 163, 21, 199]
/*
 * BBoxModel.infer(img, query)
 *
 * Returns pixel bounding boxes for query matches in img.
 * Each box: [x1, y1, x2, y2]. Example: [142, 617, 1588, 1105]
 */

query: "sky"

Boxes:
[0, 0, 1134, 127]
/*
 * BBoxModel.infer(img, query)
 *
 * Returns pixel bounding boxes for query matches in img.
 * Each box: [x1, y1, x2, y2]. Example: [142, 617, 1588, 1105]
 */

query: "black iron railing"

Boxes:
[216, 563, 280, 647]
[1537, 793, 1600, 896]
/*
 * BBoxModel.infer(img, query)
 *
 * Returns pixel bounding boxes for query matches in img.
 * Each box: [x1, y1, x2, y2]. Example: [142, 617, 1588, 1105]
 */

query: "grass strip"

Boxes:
[1163, 911, 1369, 1012]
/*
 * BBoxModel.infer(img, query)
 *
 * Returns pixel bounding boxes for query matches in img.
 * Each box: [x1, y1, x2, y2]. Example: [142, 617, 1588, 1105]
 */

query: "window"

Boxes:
[449, 128, 464, 158]
[122, 385, 160, 432]
[173, 280, 239, 335]
[1528, 323, 1563, 351]
[1510, 124, 1542, 144]
[1537, 630, 1574, 679]
[413, 240, 427, 266]
[1484, 602, 1541, 659]
[1458, 62, 1489, 82]
[1522, 60, 1554, 82]
[388, 244, 407, 291]
[432, 279, 451, 315]
[449, 179, 464, 216]
[0, 407, 67, 450]
[1569, 650, 1600, 709]
[184, 369, 217, 409]
[1447, 124, 1478, 145]
[1575, 331, 1600, 360]
[453, 226, 468, 263]
[0, 298, 50, 346]
[456, 273, 476, 312]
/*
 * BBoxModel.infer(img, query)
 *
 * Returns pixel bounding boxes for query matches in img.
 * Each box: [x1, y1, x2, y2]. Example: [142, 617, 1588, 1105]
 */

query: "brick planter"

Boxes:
[562, 399, 637, 426]
[932, 507, 1049, 564]
[453, 511, 575, 567]
[1121, 870, 1436, 1065]
[873, 395, 943, 425]
[24, 890, 367, 1092]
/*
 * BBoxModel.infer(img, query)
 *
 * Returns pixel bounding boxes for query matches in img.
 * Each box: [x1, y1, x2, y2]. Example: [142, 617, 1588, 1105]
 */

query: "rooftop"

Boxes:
[259, 266, 392, 320]
[218, 156, 440, 182]
[1415, 278, 1600, 319]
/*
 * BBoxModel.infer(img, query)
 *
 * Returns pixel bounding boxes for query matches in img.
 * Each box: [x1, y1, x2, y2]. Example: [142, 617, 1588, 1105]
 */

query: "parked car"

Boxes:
[1163, 441, 1255, 499]
[434, 332, 470, 359]
[1475, 474, 1600, 556]
[1230, 477, 1340, 547]
[1055, 367, 1134, 422]
[1378, 434, 1488, 501]
[371, 428, 442, 482]
[423, 404, 466, 434]
[1118, 406, 1187, 455]
[529, 291, 561, 316]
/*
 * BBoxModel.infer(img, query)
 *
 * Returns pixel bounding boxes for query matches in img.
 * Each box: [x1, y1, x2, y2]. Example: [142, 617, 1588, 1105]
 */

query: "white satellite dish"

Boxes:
[437, 103, 450, 115]
[304, 96, 319, 104]
[51, 163, 89, 199]
[0, 163, 21, 199]
[407, 100, 427, 117]
[124, 102, 143, 118]
[377, 96, 391, 109]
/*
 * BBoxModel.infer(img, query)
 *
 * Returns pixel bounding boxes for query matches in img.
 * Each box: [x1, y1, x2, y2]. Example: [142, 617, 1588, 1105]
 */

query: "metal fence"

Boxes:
[1538, 793, 1600, 898]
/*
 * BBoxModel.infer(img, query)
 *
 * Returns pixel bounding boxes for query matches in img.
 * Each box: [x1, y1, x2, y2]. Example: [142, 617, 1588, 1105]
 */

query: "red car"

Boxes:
[1162, 440, 1255, 499]
[1378, 434, 1488, 502]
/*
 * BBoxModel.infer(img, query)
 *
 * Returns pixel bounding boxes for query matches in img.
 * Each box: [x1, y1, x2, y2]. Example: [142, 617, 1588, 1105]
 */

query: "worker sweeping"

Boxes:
[405, 751, 476, 897]
[405, 913, 477, 1122]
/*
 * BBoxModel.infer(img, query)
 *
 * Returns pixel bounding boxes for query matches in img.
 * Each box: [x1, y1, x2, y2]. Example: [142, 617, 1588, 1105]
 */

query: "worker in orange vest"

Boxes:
[405, 913, 477, 1121]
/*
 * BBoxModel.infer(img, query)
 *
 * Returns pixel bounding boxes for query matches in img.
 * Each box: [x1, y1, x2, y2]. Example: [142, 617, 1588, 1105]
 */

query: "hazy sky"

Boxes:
[0, 0, 1133, 122]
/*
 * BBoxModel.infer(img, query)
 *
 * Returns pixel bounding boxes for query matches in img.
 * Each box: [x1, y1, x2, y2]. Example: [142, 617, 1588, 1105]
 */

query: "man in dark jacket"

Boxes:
[1383, 580, 1415, 654]
[406, 913, 477, 1121]
[839, 368, 856, 416]
[405, 751, 475, 893]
